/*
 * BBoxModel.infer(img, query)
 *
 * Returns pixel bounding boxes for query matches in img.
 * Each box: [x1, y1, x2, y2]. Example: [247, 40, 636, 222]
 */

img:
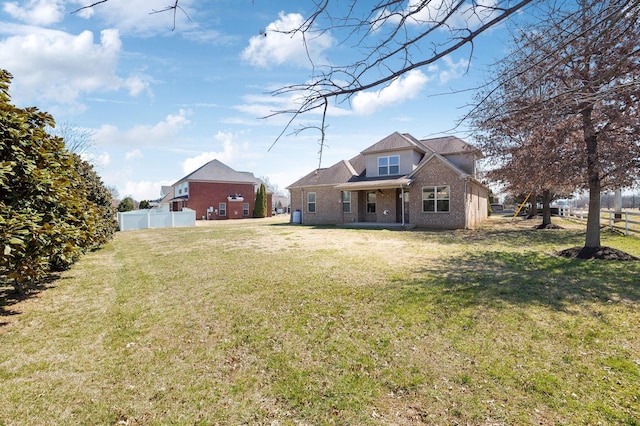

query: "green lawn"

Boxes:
[1, 215, 639, 425]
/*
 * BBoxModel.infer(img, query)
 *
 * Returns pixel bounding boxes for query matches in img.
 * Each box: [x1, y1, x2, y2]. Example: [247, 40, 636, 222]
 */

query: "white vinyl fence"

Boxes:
[561, 208, 640, 236]
[118, 209, 196, 231]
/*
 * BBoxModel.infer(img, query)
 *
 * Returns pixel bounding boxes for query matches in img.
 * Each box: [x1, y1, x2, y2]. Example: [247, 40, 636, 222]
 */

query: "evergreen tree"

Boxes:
[118, 197, 135, 212]
[253, 183, 268, 218]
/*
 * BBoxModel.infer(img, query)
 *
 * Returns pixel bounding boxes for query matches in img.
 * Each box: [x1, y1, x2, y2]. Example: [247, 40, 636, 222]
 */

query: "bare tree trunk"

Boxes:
[583, 108, 601, 248]
[527, 192, 537, 219]
[541, 189, 552, 227]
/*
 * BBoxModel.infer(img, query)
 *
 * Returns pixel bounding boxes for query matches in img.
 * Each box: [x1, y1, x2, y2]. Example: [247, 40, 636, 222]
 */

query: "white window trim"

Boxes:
[422, 185, 450, 213]
[307, 192, 316, 213]
[378, 155, 400, 176]
[342, 191, 351, 213]
[219, 202, 227, 216]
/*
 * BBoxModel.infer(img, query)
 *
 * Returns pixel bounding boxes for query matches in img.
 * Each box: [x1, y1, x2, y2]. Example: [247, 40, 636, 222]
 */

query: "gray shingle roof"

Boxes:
[286, 132, 483, 190]
[175, 159, 260, 184]
[419, 136, 482, 156]
[361, 132, 426, 154]
[287, 159, 359, 189]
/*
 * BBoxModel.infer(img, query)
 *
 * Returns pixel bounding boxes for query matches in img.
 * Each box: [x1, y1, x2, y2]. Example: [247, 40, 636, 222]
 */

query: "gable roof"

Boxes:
[286, 132, 485, 191]
[287, 159, 359, 189]
[409, 152, 472, 179]
[361, 132, 427, 155]
[419, 136, 482, 157]
[158, 186, 175, 203]
[175, 159, 260, 185]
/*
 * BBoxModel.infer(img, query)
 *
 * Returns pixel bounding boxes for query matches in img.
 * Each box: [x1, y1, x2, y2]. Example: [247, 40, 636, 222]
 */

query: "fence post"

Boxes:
[626, 212, 630, 236]
[609, 210, 614, 230]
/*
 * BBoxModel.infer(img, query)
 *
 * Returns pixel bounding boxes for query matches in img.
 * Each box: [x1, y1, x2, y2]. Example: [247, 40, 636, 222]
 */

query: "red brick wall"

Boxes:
[185, 181, 256, 220]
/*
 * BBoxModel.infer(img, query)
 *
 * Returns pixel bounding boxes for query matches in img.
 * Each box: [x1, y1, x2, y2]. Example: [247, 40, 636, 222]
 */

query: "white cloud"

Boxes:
[122, 180, 173, 201]
[94, 110, 191, 146]
[181, 131, 262, 175]
[232, 87, 350, 128]
[379, 0, 501, 29]
[81, 151, 111, 168]
[125, 149, 143, 160]
[3, 0, 64, 25]
[351, 70, 430, 115]
[233, 56, 463, 121]
[242, 12, 334, 68]
[0, 26, 151, 107]
[436, 56, 469, 83]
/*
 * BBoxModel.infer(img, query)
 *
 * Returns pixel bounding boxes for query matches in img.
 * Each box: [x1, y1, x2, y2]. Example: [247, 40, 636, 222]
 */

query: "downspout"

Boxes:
[463, 178, 469, 229]
[300, 189, 304, 224]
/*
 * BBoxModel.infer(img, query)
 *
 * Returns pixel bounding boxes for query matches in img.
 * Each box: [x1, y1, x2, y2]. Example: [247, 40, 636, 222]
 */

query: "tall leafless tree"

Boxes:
[50, 121, 96, 155]
[471, 41, 584, 227]
[469, 0, 640, 254]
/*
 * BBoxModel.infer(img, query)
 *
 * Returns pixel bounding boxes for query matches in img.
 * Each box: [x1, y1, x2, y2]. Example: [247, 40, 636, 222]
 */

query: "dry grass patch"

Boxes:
[1, 215, 639, 425]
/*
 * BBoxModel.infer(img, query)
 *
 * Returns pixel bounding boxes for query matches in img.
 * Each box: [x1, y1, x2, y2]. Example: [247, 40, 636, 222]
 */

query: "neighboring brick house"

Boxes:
[168, 159, 271, 220]
[287, 132, 488, 229]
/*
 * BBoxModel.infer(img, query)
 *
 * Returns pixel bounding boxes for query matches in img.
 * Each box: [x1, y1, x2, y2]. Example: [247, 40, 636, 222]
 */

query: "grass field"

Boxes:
[1, 215, 639, 425]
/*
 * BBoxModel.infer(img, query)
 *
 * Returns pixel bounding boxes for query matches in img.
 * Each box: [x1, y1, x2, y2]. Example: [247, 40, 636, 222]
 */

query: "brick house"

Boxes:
[169, 159, 271, 220]
[287, 132, 488, 229]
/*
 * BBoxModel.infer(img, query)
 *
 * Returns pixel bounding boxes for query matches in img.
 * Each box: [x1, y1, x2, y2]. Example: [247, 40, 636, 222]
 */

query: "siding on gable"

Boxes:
[465, 180, 488, 229]
[365, 149, 419, 177]
[441, 152, 477, 176]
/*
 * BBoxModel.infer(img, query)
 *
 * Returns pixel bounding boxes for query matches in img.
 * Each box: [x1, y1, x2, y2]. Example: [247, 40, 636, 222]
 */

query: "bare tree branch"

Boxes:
[72, 0, 191, 30]
[71, 0, 110, 14]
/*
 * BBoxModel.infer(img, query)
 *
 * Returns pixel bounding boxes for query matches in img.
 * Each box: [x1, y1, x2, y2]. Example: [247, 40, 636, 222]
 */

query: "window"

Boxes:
[422, 186, 450, 212]
[378, 155, 400, 175]
[366, 192, 376, 213]
[219, 202, 227, 216]
[342, 191, 351, 213]
[307, 192, 316, 213]
[178, 182, 188, 195]
[243, 203, 250, 216]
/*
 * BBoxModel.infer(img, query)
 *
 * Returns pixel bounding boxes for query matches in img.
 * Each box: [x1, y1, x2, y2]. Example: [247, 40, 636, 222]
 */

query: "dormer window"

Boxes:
[378, 155, 399, 175]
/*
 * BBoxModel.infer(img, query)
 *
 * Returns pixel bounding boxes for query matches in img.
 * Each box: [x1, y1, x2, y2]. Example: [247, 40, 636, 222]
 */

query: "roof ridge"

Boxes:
[342, 159, 358, 176]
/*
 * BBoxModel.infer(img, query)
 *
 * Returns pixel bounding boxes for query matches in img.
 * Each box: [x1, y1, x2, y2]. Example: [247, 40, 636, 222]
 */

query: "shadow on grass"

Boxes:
[0, 275, 61, 326]
[408, 226, 588, 249]
[269, 223, 341, 230]
[398, 250, 640, 313]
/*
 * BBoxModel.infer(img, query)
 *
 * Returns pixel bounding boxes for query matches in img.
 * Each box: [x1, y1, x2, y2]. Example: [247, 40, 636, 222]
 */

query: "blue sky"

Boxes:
[0, 0, 513, 201]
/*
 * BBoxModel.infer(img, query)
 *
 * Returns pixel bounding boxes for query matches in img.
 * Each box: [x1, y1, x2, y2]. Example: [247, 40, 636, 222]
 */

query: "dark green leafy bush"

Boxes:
[0, 70, 116, 294]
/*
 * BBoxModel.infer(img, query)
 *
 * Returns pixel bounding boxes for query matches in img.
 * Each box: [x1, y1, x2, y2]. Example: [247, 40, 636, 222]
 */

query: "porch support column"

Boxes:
[401, 186, 405, 227]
